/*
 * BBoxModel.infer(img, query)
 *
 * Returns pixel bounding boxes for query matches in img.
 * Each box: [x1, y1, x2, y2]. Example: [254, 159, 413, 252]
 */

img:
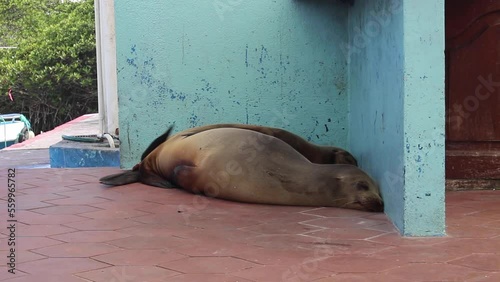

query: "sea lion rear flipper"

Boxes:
[141, 125, 175, 161]
[100, 170, 140, 186]
[333, 148, 358, 166]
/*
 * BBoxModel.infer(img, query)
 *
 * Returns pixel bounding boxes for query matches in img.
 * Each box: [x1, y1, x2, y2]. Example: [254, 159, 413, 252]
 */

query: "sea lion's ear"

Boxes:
[99, 170, 140, 186]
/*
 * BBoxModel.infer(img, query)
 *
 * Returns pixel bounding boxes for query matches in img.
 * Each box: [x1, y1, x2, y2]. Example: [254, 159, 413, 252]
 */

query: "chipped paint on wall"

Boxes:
[115, 0, 349, 168]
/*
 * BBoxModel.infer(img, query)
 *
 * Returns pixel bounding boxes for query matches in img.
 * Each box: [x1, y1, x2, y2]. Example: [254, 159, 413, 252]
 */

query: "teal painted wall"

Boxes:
[349, 0, 445, 236]
[401, 0, 445, 236]
[348, 0, 406, 232]
[115, 0, 350, 168]
[114, 0, 446, 236]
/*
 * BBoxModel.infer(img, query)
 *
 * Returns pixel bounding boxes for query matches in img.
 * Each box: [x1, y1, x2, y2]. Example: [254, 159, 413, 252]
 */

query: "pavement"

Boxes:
[4, 114, 100, 151]
[0, 114, 499, 281]
[0, 114, 100, 169]
[0, 169, 499, 282]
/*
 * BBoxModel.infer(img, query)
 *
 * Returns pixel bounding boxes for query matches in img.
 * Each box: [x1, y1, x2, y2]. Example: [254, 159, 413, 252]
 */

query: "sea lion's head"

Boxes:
[333, 166, 383, 212]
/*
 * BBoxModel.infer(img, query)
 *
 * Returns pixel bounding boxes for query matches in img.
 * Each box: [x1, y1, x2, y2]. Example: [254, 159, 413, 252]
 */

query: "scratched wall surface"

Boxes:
[349, 0, 445, 236]
[114, 0, 349, 168]
[348, 0, 405, 232]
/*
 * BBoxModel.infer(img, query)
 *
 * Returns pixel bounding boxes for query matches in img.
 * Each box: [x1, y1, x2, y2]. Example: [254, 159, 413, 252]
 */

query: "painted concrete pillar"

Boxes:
[349, 0, 445, 236]
[401, 0, 445, 236]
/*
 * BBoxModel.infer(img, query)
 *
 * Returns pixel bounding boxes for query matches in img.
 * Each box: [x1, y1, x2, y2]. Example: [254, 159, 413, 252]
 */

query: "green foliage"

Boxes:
[0, 0, 97, 133]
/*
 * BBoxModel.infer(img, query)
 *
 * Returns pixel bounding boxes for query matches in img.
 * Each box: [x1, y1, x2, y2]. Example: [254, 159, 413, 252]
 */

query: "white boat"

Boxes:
[0, 113, 35, 149]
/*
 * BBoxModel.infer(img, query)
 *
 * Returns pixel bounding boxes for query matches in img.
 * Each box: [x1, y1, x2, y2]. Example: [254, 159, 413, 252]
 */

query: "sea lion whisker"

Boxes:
[340, 200, 357, 207]
[330, 197, 349, 203]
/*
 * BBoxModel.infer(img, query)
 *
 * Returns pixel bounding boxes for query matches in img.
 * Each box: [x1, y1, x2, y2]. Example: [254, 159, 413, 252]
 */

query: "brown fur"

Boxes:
[175, 124, 358, 166]
[102, 127, 383, 212]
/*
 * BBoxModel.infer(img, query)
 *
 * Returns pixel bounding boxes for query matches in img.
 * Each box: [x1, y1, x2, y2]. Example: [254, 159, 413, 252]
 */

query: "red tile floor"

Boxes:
[0, 168, 499, 282]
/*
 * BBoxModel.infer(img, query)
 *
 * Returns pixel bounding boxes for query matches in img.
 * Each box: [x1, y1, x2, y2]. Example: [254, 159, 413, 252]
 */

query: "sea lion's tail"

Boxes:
[99, 170, 140, 186]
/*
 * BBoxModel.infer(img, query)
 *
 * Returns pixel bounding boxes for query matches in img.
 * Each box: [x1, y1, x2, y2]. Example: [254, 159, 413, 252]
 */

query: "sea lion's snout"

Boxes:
[353, 180, 384, 212]
[364, 197, 384, 212]
[352, 192, 384, 212]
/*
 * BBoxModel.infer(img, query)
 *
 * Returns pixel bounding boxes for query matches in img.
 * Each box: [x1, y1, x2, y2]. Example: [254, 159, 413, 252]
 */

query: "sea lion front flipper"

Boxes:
[172, 165, 205, 192]
[100, 170, 141, 186]
[140, 172, 177, 189]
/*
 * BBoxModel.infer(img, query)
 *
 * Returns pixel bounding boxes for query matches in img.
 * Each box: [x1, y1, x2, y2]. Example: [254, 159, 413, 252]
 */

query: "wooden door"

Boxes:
[445, 0, 500, 180]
